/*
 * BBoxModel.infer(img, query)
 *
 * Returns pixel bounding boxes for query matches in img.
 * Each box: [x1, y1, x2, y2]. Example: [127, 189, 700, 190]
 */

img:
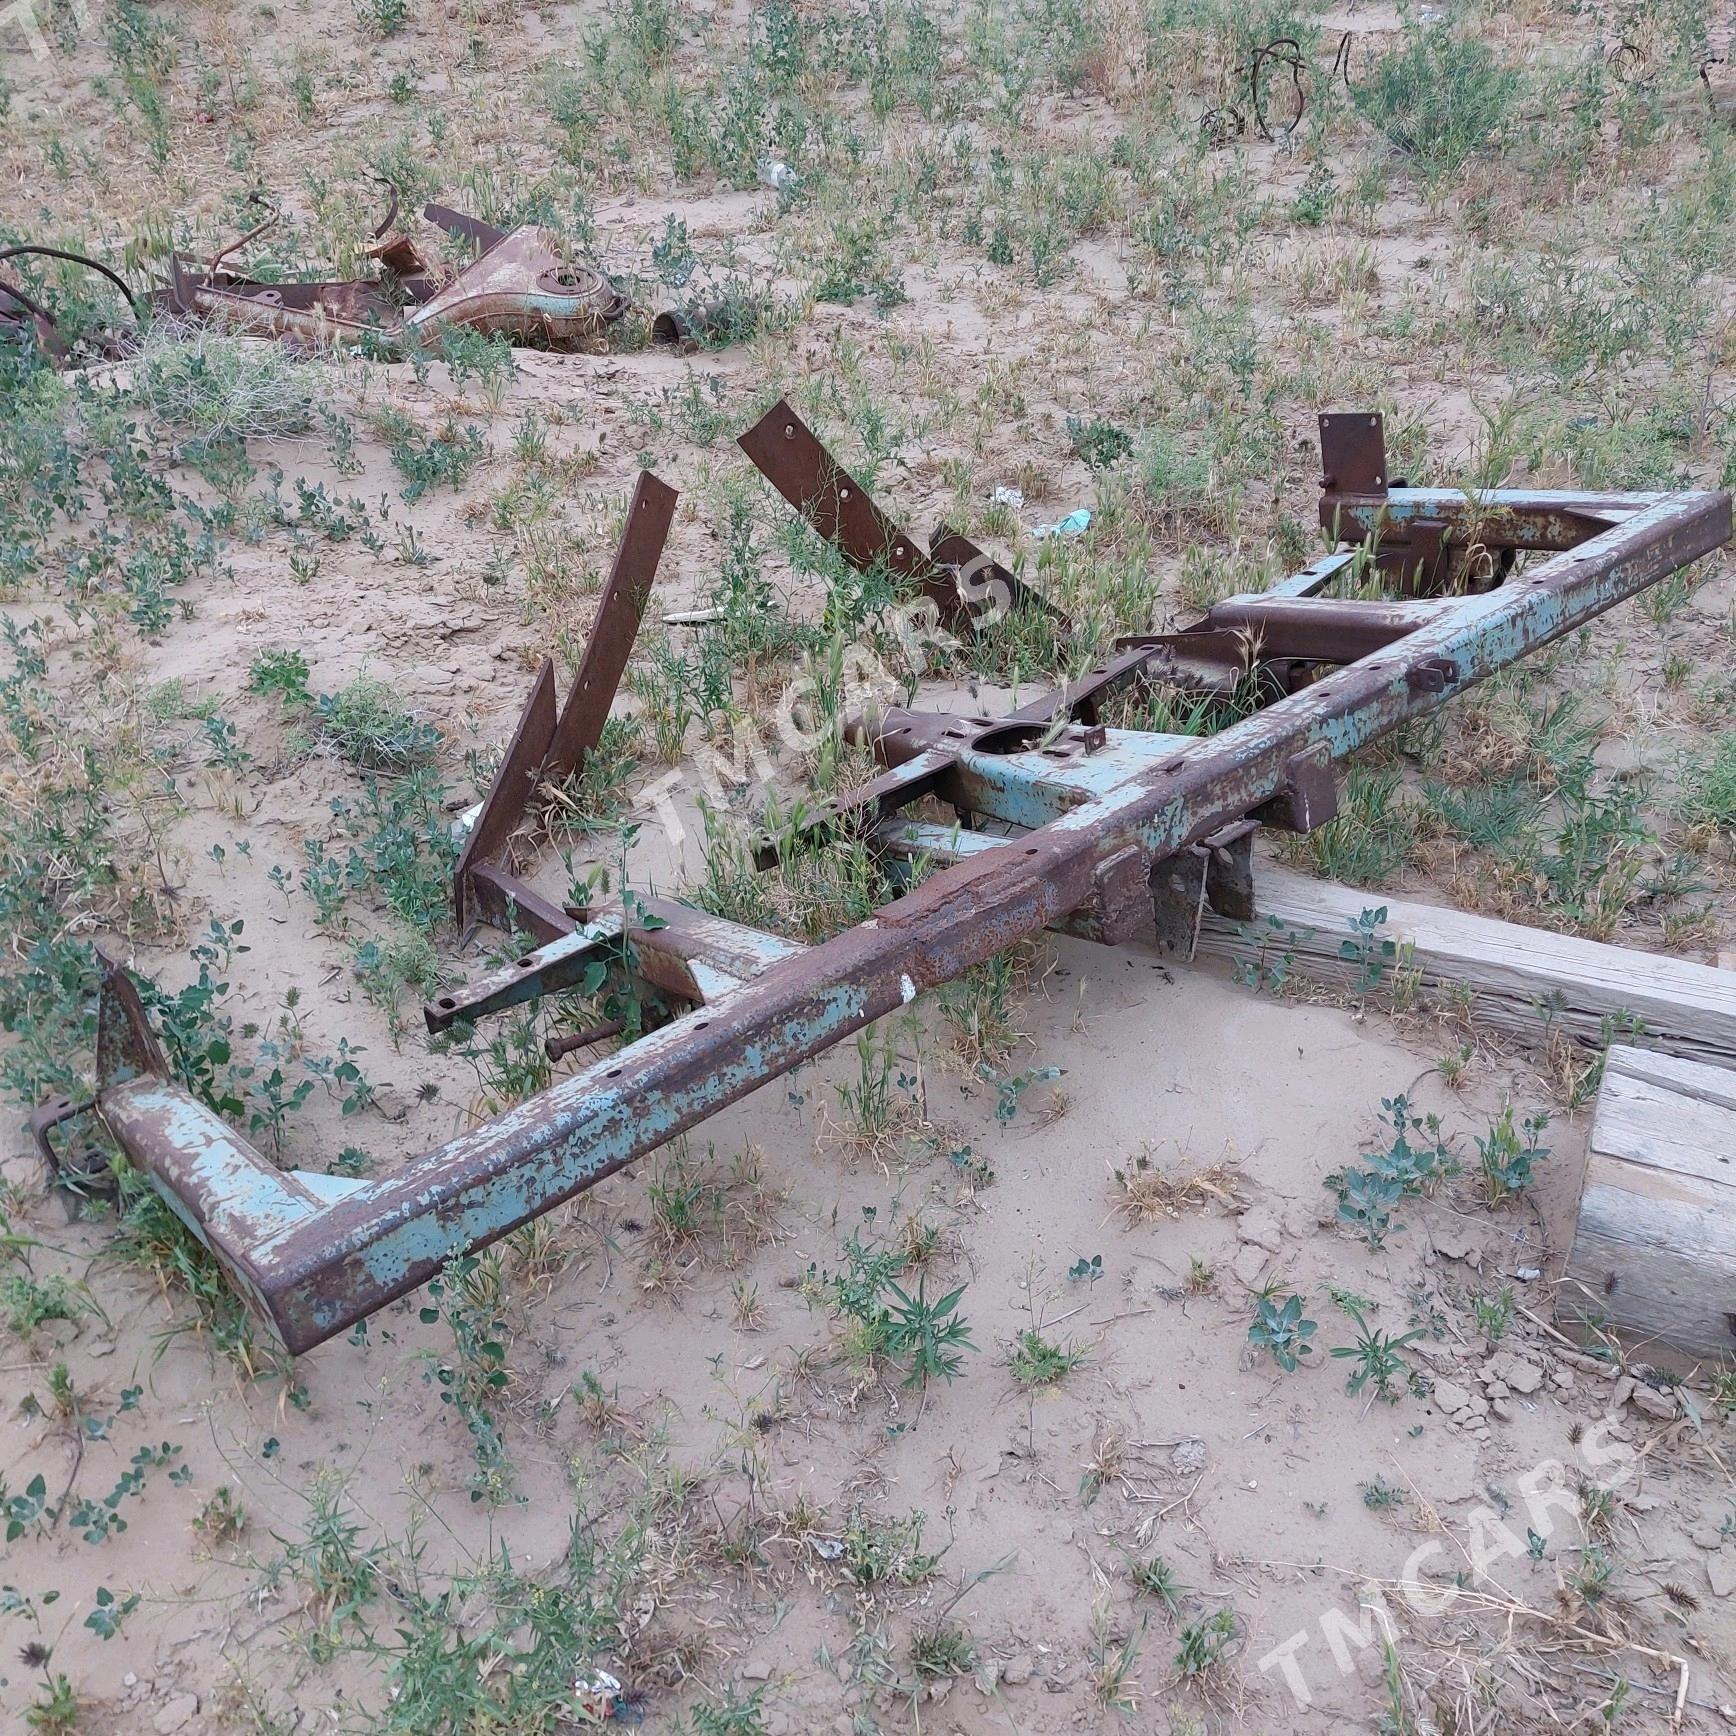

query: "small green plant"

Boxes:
[377, 410, 486, 501]
[281, 1477, 382, 1656]
[1361, 1477, 1404, 1511]
[1475, 1105, 1550, 1206]
[1231, 914, 1313, 994]
[1340, 906, 1397, 995]
[194, 1484, 246, 1545]
[329, 765, 459, 935]
[1291, 161, 1335, 225]
[66, 1441, 183, 1543]
[83, 1585, 139, 1639]
[884, 1280, 974, 1387]
[1578, 1481, 1616, 1539]
[1352, 23, 1522, 187]
[4, 1472, 52, 1540]
[1472, 1286, 1514, 1342]
[418, 1255, 513, 1502]
[1326, 1093, 1459, 1247]
[982, 1062, 1062, 1123]
[1007, 1327, 1084, 1387]
[1300, 766, 1417, 885]
[910, 1623, 976, 1679]
[1067, 415, 1133, 470]
[1174, 1607, 1237, 1680]
[1248, 1290, 1317, 1372]
[248, 1064, 313, 1156]
[1129, 1553, 1184, 1615]
[1331, 1296, 1424, 1403]
[246, 647, 312, 707]
[0, 1271, 92, 1337]
[1678, 732, 1736, 832]
[314, 677, 440, 771]
[1567, 1543, 1617, 1607]
[805, 1223, 974, 1387]
[1709, 1367, 1736, 1419]
[689, 1687, 769, 1734]
[44, 1361, 75, 1419]
[834, 1026, 903, 1144]
[841, 1508, 939, 1586]
[938, 946, 1025, 1067]
[1366, 1094, 1458, 1195]
[25, 1672, 79, 1733]
[131, 324, 325, 446]
[1328, 1165, 1406, 1250]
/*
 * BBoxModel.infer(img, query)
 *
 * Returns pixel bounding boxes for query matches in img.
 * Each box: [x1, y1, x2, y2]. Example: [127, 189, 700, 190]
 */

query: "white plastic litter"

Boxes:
[756, 156, 798, 193]
[572, 1670, 622, 1719]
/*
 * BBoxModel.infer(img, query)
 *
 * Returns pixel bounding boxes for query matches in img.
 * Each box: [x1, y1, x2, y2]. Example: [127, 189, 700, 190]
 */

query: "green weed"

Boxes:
[1352, 24, 1522, 186]
[1248, 1290, 1316, 1372]
[1007, 1327, 1083, 1386]
[1474, 1105, 1550, 1207]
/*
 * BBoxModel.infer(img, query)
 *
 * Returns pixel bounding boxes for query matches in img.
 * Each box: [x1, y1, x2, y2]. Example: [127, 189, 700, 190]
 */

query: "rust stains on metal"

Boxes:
[157, 194, 627, 354]
[546, 473, 677, 782]
[737, 399, 1056, 632]
[403, 224, 627, 347]
[454, 472, 675, 937]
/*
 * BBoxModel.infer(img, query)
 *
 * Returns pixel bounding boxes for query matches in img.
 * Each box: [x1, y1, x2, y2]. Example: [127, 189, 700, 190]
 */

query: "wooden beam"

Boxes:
[1194, 865, 1736, 1068]
[1562, 1046, 1736, 1359]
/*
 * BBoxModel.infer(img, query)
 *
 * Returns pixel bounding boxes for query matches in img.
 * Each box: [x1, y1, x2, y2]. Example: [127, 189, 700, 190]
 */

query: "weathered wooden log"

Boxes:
[1560, 1045, 1736, 1359]
[1195, 867, 1736, 1068]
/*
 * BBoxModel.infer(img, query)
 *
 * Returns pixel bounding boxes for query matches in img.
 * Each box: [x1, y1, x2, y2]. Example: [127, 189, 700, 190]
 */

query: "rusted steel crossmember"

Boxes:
[58, 422, 1729, 1354]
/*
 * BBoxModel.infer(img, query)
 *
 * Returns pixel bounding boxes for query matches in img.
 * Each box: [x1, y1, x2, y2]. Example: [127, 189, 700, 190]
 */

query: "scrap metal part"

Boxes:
[0, 243, 142, 365]
[158, 193, 627, 353]
[404, 223, 627, 347]
[738, 398, 1060, 634]
[15, 191, 744, 367]
[41, 412, 1730, 1354]
[167, 199, 624, 352]
[452, 469, 678, 940]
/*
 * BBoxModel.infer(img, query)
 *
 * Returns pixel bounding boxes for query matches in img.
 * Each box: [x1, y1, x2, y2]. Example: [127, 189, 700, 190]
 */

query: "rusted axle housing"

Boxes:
[35, 412, 1730, 1352]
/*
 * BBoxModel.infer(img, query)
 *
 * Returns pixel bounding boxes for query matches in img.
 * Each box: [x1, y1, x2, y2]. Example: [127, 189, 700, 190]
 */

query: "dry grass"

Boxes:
[1108, 1143, 1241, 1225]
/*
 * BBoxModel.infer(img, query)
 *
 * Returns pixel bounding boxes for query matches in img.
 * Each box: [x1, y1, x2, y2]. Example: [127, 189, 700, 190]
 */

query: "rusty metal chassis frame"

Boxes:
[47, 412, 1730, 1354]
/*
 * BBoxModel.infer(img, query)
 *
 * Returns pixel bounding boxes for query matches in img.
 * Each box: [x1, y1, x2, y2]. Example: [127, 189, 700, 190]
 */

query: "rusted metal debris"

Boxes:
[37, 411, 1732, 1354]
[1202, 32, 1354, 146]
[450, 470, 678, 942]
[5, 186, 744, 365]
[0, 243, 141, 366]
[159, 191, 628, 353]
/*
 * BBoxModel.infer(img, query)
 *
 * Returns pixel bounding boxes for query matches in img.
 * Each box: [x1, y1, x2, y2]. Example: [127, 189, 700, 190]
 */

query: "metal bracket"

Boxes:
[454, 471, 675, 937]
[1320, 411, 1388, 495]
[1252, 745, 1339, 834]
[738, 400, 1054, 632]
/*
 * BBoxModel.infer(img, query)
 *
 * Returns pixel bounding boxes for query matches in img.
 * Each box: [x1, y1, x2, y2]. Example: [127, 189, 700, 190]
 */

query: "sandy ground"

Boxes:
[17, 948, 1734, 1735]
